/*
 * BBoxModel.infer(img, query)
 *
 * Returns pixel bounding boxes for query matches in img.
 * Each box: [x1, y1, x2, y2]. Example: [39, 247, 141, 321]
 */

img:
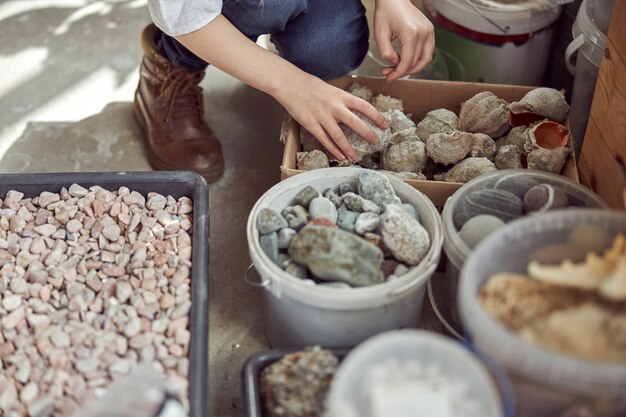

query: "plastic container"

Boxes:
[327, 330, 513, 417]
[459, 209, 626, 416]
[565, 0, 615, 159]
[246, 167, 443, 348]
[438, 169, 607, 335]
[242, 348, 349, 417]
[0, 171, 209, 417]
[423, 0, 562, 85]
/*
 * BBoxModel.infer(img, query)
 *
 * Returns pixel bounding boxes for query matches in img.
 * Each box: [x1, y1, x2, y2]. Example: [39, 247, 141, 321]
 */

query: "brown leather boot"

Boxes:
[133, 24, 225, 182]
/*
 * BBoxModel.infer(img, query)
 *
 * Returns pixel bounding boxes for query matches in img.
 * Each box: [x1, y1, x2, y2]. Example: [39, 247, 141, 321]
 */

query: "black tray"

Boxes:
[0, 171, 209, 417]
[242, 348, 349, 417]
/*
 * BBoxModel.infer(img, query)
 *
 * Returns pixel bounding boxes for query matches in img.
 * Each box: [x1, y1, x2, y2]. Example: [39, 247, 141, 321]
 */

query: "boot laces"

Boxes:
[157, 67, 204, 122]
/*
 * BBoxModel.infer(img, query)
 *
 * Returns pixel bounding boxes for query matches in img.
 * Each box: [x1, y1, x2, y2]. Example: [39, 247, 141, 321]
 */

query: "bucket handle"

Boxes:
[463, 0, 510, 34]
[244, 263, 271, 288]
[565, 34, 585, 75]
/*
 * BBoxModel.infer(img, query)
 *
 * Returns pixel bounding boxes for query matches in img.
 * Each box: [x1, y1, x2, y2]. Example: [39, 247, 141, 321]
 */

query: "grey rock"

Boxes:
[493, 174, 538, 199]
[293, 186, 320, 208]
[523, 184, 570, 214]
[260, 232, 279, 263]
[285, 261, 309, 280]
[459, 215, 505, 249]
[357, 171, 401, 208]
[342, 192, 380, 214]
[355, 212, 380, 235]
[454, 189, 524, 228]
[336, 210, 359, 233]
[283, 205, 309, 231]
[381, 204, 430, 266]
[381, 140, 427, 173]
[257, 208, 288, 234]
[400, 203, 419, 221]
[288, 226, 384, 286]
[308, 197, 338, 223]
[277, 228, 297, 249]
[322, 188, 342, 207]
[338, 183, 354, 196]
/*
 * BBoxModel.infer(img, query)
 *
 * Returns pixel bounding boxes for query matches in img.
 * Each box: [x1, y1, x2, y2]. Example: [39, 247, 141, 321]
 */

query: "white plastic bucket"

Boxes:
[565, 0, 615, 158]
[459, 209, 626, 416]
[424, 0, 563, 85]
[246, 167, 443, 348]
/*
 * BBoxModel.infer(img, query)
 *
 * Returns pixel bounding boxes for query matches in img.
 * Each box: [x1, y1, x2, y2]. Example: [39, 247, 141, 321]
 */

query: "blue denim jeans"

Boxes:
[160, 0, 369, 80]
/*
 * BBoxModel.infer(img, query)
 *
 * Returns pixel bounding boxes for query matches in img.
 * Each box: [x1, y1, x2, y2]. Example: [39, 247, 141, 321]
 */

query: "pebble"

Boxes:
[493, 174, 538, 199]
[38, 192, 60, 208]
[19, 382, 39, 405]
[293, 186, 320, 208]
[2, 294, 22, 312]
[322, 189, 342, 207]
[146, 194, 167, 210]
[2, 306, 25, 330]
[102, 223, 121, 241]
[284, 206, 309, 231]
[381, 204, 430, 266]
[257, 208, 288, 234]
[341, 192, 380, 214]
[400, 203, 419, 221]
[394, 264, 409, 277]
[260, 232, 279, 263]
[285, 261, 309, 279]
[277, 228, 296, 249]
[459, 215, 506, 249]
[68, 184, 88, 197]
[308, 197, 338, 223]
[357, 171, 402, 208]
[50, 328, 70, 348]
[523, 184, 570, 214]
[355, 212, 380, 235]
[115, 281, 133, 303]
[288, 225, 384, 286]
[336, 210, 359, 233]
[454, 189, 524, 228]
[338, 183, 354, 196]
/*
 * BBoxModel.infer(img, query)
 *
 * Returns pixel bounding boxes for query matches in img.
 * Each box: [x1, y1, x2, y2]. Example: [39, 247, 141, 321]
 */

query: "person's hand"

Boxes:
[374, 0, 435, 82]
[275, 75, 389, 161]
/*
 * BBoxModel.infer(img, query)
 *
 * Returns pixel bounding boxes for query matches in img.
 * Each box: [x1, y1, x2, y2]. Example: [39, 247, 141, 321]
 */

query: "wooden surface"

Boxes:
[579, 0, 626, 209]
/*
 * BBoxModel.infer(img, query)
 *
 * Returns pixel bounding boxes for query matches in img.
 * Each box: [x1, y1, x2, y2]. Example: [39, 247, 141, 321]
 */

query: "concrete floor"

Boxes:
[0, 1, 448, 416]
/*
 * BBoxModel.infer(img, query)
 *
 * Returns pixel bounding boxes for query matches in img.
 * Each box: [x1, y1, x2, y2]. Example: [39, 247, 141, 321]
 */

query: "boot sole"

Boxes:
[132, 98, 225, 183]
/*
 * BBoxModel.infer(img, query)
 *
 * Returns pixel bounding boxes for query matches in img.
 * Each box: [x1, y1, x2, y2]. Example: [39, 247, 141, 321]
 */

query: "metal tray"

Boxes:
[0, 171, 209, 417]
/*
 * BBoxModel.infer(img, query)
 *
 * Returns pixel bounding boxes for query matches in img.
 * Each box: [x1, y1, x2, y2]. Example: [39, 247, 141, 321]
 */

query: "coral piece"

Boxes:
[458, 91, 511, 138]
[297, 150, 330, 171]
[518, 303, 626, 361]
[381, 140, 427, 173]
[372, 94, 403, 113]
[415, 108, 458, 142]
[440, 157, 497, 183]
[479, 273, 594, 331]
[426, 131, 473, 165]
[494, 145, 524, 170]
[509, 87, 570, 126]
[524, 121, 570, 152]
[468, 133, 498, 160]
[523, 184, 570, 214]
[527, 147, 571, 174]
[260, 346, 339, 417]
[383, 109, 416, 133]
[528, 234, 626, 300]
[347, 82, 373, 103]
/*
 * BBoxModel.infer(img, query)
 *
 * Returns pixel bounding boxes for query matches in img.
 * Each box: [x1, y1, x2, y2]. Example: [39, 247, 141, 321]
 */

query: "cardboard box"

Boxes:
[280, 76, 579, 207]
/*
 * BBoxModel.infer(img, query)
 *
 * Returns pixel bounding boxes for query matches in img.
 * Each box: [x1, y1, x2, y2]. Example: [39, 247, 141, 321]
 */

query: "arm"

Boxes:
[373, 0, 435, 82]
[176, 15, 389, 161]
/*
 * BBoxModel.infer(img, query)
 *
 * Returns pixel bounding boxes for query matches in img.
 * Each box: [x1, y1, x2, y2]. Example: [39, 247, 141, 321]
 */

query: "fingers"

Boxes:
[342, 111, 381, 146]
[409, 24, 435, 74]
[374, 27, 400, 66]
[310, 125, 347, 161]
[350, 97, 389, 131]
[323, 122, 359, 161]
[384, 20, 435, 81]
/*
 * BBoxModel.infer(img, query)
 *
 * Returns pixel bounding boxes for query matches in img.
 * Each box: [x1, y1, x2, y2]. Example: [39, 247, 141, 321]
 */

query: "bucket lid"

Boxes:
[573, 0, 614, 50]
[425, 0, 564, 36]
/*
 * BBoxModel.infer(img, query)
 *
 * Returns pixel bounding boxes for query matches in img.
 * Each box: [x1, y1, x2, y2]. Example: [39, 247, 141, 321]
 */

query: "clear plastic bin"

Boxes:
[437, 169, 607, 335]
[459, 209, 626, 416]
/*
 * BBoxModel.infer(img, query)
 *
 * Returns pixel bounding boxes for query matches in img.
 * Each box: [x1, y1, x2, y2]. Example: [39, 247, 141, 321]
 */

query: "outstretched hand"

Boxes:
[374, 0, 435, 82]
[276, 75, 389, 162]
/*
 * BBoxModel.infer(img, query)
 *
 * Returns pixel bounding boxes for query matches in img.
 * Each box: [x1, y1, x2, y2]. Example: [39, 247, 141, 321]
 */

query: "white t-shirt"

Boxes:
[147, 0, 223, 37]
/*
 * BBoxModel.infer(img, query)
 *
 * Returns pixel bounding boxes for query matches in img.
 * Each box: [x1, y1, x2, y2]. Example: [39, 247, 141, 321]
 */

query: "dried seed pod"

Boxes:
[468, 133, 498, 160]
[524, 121, 570, 153]
[381, 140, 427, 173]
[416, 108, 458, 142]
[296, 150, 330, 170]
[527, 147, 571, 174]
[441, 157, 498, 183]
[509, 87, 570, 127]
[459, 91, 511, 138]
[494, 145, 524, 170]
[372, 94, 403, 113]
[426, 131, 472, 165]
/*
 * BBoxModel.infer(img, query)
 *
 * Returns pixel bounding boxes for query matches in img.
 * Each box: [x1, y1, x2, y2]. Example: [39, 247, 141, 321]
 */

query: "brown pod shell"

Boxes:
[524, 121, 570, 153]
[426, 131, 472, 165]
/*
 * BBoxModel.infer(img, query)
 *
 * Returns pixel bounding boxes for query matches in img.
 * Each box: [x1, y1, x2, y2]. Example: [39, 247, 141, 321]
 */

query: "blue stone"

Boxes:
[293, 186, 320, 208]
[337, 210, 359, 233]
[257, 208, 288, 234]
[260, 232, 279, 263]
